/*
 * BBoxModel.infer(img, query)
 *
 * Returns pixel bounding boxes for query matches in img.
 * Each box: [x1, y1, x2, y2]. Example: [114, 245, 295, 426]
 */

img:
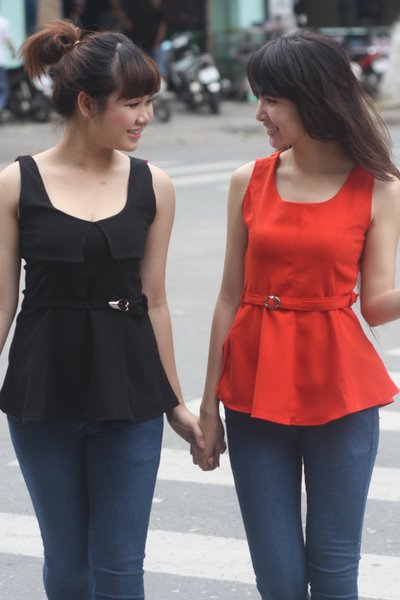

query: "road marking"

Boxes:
[0, 512, 399, 599]
[389, 371, 400, 387]
[173, 171, 234, 187]
[9, 450, 400, 502]
[164, 161, 241, 176]
[386, 348, 400, 357]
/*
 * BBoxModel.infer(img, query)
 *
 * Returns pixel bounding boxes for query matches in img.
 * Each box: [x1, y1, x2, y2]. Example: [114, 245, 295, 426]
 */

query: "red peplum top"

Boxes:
[216, 152, 398, 425]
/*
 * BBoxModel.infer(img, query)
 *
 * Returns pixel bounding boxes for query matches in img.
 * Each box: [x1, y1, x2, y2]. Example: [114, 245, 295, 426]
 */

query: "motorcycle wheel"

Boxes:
[32, 95, 51, 122]
[154, 98, 171, 123]
[208, 93, 220, 115]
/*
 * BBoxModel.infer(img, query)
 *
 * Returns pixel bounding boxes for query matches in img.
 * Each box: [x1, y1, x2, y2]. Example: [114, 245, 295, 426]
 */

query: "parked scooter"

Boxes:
[348, 46, 389, 98]
[6, 66, 53, 122]
[165, 33, 222, 114]
[153, 78, 172, 123]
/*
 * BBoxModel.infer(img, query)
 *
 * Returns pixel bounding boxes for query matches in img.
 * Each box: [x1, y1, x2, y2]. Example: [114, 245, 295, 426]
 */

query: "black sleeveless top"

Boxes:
[0, 156, 179, 422]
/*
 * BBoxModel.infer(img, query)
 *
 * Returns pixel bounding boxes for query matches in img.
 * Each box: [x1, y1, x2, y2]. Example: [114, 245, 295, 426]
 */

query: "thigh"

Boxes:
[225, 408, 308, 600]
[303, 407, 379, 600]
[8, 417, 90, 575]
[85, 417, 163, 599]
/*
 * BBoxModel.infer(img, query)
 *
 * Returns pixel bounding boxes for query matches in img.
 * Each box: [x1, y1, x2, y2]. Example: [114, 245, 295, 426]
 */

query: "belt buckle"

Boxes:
[264, 295, 280, 310]
[109, 299, 130, 313]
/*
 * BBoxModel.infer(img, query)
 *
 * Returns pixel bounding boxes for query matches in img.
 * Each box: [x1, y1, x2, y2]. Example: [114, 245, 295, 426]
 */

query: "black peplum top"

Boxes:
[0, 155, 179, 422]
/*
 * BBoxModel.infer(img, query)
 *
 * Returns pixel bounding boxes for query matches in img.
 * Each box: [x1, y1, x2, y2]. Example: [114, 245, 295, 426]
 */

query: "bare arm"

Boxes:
[141, 164, 203, 447]
[5, 34, 16, 58]
[360, 177, 400, 327]
[0, 163, 21, 355]
[195, 162, 253, 470]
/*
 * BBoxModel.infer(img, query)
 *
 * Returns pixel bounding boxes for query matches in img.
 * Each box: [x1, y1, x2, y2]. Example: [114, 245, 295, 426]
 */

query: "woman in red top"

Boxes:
[193, 31, 400, 599]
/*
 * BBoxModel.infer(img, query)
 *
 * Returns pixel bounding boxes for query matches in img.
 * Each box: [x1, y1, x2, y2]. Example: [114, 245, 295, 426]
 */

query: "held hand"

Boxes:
[191, 410, 227, 471]
[167, 403, 205, 450]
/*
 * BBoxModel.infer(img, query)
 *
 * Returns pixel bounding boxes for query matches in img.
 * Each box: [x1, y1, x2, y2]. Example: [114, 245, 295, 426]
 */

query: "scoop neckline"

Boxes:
[272, 153, 358, 207]
[28, 156, 133, 224]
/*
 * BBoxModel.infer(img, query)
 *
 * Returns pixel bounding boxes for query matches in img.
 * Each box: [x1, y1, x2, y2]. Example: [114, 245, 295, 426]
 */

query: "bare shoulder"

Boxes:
[230, 161, 256, 188]
[228, 161, 256, 210]
[147, 163, 175, 213]
[372, 177, 400, 222]
[0, 162, 21, 214]
[148, 162, 174, 191]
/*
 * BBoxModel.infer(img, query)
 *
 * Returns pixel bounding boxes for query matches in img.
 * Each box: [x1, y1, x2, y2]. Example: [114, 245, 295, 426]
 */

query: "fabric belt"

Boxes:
[241, 291, 358, 311]
[23, 293, 148, 316]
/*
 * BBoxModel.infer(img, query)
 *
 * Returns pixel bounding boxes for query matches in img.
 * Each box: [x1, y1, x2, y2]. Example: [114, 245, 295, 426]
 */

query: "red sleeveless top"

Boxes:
[217, 152, 398, 425]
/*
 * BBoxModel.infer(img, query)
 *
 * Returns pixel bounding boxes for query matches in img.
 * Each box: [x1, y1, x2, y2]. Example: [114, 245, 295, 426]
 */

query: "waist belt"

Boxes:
[242, 292, 358, 311]
[23, 294, 148, 316]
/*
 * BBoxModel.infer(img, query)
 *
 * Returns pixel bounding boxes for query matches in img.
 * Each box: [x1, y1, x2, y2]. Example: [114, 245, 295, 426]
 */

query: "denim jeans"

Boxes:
[225, 407, 379, 600]
[0, 66, 8, 110]
[8, 416, 164, 600]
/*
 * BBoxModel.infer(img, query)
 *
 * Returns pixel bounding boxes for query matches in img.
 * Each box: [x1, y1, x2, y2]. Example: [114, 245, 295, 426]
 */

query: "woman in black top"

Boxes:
[0, 19, 204, 600]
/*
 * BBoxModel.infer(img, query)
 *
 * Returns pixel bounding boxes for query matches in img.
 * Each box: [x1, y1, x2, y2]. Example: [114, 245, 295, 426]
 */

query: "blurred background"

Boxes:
[2, 0, 400, 116]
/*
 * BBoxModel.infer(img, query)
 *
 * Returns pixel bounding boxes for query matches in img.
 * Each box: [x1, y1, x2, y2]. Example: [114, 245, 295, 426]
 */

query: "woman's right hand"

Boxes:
[191, 407, 227, 471]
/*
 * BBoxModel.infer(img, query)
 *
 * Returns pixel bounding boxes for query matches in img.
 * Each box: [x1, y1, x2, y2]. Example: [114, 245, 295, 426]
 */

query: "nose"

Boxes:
[137, 105, 153, 124]
[255, 98, 266, 121]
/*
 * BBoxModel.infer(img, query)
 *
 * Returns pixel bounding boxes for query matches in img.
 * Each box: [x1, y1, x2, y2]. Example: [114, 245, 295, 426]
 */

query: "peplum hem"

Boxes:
[216, 303, 398, 426]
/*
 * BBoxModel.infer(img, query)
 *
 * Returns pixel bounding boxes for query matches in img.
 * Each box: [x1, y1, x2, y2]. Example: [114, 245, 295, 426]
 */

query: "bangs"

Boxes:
[115, 45, 160, 100]
[247, 43, 292, 99]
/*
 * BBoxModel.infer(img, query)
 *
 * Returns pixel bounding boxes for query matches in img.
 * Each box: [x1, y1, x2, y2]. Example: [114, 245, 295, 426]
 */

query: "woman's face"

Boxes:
[90, 93, 154, 152]
[255, 96, 308, 149]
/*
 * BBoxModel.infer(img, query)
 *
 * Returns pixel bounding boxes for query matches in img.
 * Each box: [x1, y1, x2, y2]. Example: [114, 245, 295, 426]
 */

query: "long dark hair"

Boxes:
[22, 19, 160, 118]
[247, 30, 399, 182]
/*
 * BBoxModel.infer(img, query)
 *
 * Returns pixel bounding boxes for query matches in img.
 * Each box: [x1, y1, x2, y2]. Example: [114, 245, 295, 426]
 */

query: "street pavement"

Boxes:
[0, 100, 399, 600]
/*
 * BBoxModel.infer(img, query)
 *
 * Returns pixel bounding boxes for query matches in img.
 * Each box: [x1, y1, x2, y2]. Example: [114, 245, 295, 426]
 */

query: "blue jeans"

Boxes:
[0, 66, 8, 110]
[8, 416, 164, 600]
[225, 407, 379, 600]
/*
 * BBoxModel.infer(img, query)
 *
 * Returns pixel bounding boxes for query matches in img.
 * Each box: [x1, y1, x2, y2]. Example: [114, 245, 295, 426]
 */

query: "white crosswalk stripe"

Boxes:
[161, 159, 242, 188]
[1, 159, 399, 598]
[1, 512, 399, 600]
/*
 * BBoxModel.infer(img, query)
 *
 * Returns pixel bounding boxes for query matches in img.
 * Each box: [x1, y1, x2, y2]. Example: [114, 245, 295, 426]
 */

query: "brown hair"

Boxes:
[22, 19, 160, 118]
[247, 30, 399, 182]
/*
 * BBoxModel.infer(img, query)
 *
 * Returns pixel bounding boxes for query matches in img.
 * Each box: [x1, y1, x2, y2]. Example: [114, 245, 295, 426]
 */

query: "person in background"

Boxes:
[0, 7, 16, 122]
[0, 19, 203, 600]
[131, 0, 168, 78]
[193, 30, 400, 600]
[98, 0, 133, 35]
[69, 0, 86, 27]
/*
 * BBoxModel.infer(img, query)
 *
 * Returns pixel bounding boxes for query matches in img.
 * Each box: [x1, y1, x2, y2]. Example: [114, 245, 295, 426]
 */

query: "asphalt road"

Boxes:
[0, 100, 399, 600]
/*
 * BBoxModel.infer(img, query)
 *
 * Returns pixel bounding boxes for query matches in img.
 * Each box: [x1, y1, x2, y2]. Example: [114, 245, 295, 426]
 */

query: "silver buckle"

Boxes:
[264, 295, 280, 310]
[109, 299, 130, 313]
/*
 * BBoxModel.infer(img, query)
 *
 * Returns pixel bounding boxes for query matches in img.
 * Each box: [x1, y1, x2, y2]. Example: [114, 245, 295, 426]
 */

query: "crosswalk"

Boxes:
[0, 159, 399, 599]
[156, 158, 243, 190]
[2, 380, 400, 599]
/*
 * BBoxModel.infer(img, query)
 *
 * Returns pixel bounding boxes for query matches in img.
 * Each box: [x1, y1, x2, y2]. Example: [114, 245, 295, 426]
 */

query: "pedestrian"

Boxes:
[192, 30, 400, 600]
[0, 19, 204, 600]
[98, 0, 134, 35]
[0, 7, 16, 122]
[129, 0, 168, 78]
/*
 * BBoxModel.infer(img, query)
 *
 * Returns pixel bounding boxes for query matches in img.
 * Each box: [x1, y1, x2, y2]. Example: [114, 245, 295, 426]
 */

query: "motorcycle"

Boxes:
[6, 66, 53, 122]
[348, 46, 389, 98]
[153, 78, 172, 123]
[165, 33, 222, 115]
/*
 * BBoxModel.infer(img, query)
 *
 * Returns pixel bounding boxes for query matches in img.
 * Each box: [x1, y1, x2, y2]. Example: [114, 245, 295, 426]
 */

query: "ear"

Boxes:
[76, 91, 96, 119]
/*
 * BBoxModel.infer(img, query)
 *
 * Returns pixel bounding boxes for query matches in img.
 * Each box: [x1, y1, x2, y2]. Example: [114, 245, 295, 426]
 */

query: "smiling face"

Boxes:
[255, 96, 309, 150]
[89, 94, 154, 152]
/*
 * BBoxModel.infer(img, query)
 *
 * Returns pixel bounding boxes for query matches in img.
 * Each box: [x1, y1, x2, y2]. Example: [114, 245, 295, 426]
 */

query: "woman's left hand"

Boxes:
[167, 403, 205, 450]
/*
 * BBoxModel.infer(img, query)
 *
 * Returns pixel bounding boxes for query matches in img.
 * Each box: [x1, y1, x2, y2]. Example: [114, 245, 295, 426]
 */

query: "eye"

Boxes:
[125, 101, 140, 108]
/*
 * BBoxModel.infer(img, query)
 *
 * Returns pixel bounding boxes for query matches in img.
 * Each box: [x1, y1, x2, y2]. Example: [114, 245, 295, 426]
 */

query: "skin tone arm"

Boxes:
[191, 163, 253, 471]
[5, 34, 16, 58]
[141, 164, 204, 449]
[360, 177, 400, 326]
[0, 163, 21, 356]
